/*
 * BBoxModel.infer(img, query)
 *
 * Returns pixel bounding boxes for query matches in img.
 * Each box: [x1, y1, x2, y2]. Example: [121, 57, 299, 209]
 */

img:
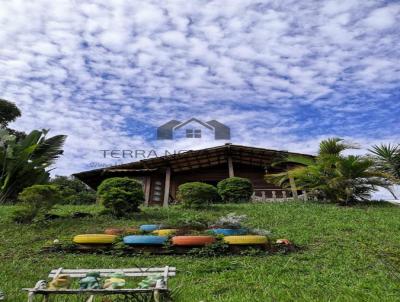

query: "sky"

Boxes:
[0, 0, 399, 198]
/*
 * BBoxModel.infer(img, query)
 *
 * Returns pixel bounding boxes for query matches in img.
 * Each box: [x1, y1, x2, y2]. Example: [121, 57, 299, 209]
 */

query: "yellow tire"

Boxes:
[73, 234, 117, 244]
[152, 229, 178, 236]
[223, 235, 268, 245]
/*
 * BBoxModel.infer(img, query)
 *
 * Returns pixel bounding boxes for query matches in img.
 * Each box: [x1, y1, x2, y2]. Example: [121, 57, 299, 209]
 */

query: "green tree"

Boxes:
[50, 175, 96, 204]
[0, 129, 66, 203]
[266, 138, 392, 205]
[369, 144, 400, 199]
[97, 177, 144, 217]
[13, 184, 60, 223]
[0, 99, 21, 127]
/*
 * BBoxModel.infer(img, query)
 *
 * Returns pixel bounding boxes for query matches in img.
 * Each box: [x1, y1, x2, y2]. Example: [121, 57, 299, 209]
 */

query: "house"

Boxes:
[74, 144, 312, 207]
[157, 118, 230, 140]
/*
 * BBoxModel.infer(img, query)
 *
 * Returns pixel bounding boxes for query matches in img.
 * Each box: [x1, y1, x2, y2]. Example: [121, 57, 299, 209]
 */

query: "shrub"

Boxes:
[13, 184, 60, 223]
[217, 177, 253, 203]
[177, 182, 221, 208]
[50, 176, 96, 204]
[97, 177, 144, 217]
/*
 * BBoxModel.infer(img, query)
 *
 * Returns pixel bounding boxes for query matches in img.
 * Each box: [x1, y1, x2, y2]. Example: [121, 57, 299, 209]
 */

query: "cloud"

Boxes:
[0, 0, 398, 197]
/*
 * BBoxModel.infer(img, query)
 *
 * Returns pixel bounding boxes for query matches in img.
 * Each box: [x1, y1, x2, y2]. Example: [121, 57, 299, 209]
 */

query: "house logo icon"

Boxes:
[157, 118, 230, 140]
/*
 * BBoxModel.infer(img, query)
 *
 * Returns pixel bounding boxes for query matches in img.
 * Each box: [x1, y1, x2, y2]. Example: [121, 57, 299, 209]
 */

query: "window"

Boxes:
[186, 129, 201, 138]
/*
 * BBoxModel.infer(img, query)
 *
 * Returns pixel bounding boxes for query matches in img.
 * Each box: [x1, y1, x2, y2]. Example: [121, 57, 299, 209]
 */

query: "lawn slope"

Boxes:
[0, 202, 399, 302]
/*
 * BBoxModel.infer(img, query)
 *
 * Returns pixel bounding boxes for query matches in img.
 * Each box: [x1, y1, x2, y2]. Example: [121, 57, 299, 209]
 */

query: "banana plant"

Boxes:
[0, 129, 66, 203]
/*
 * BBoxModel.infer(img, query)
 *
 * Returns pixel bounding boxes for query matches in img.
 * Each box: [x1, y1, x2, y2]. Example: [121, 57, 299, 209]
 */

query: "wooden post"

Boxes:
[163, 167, 171, 208]
[272, 191, 276, 201]
[144, 176, 151, 206]
[261, 191, 266, 201]
[302, 190, 308, 201]
[228, 156, 234, 177]
[289, 175, 298, 199]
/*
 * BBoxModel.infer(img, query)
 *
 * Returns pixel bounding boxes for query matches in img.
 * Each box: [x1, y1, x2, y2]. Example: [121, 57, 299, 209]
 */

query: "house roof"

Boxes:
[73, 144, 313, 188]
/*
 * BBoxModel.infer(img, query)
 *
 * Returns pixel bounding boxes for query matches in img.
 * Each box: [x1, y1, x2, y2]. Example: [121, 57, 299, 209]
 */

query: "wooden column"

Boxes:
[163, 167, 171, 208]
[289, 175, 298, 199]
[228, 156, 234, 177]
[144, 176, 151, 206]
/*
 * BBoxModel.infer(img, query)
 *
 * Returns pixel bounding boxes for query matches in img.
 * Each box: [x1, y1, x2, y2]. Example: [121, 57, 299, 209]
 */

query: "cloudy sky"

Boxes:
[1, 0, 399, 188]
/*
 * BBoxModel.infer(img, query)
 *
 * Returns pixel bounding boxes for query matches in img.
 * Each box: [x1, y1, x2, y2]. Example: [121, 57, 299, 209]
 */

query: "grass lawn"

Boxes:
[0, 201, 399, 301]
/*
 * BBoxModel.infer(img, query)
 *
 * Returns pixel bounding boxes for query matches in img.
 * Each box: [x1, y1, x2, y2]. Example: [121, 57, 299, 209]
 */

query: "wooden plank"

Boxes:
[48, 272, 176, 278]
[163, 167, 171, 208]
[22, 288, 167, 294]
[49, 267, 176, 274]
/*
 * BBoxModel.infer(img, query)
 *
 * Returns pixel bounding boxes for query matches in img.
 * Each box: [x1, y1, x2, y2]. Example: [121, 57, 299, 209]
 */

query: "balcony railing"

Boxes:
[252, 188, 308, 202]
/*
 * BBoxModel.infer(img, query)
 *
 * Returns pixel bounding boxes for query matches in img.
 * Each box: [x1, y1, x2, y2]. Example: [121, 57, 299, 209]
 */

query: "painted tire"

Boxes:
[210, 228, 247, 236]
[172, 236, 216, 246]
[223, 235, 268, 245]
[104, 228, 124, 235]
[139, 224, 160, 232]
[123, 235, 167, 245]
[152, 229, 178, 236]
[73, 234, 117, 244]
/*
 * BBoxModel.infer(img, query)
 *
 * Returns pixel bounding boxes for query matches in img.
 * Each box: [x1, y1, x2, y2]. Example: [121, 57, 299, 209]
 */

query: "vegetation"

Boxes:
[0, 99, 21, 128]
[97, 177, 144, 217]
[0, 129, 66, 203]
[12, 184, 60, 223]
[177, 182, 221, 208]
[266, 138, 392, 205]
[370, 144, 400, 199]
[50, 176, 96, 204]
[0, 202, 399, 301]
[217, 177, 253, 203]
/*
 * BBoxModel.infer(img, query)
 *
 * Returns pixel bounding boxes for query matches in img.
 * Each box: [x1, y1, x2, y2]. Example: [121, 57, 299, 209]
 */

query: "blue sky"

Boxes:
[0, 0, 399, 179]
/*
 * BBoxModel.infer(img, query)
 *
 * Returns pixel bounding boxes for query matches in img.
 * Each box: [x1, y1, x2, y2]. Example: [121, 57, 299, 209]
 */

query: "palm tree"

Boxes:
[369, 144, 400, 199]
[0, 129, 66, 203]
[266, 138, 392, 204]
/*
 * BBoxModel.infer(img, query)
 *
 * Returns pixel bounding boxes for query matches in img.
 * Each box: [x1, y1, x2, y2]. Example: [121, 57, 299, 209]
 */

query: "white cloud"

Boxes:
[0, 0, 397, 189]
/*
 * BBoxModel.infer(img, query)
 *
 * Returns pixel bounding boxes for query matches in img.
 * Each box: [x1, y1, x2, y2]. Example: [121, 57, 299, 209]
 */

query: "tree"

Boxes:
[266, 138, 392, 205]
[369, 144, 400, 199]
[0, 99, 21, 128]
[50, 176, 96, 204]
[0, 129, 66, 203]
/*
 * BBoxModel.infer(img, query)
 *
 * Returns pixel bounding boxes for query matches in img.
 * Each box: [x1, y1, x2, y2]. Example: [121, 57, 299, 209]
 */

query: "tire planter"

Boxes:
[123, 235, 167, 246]
[210, 228, 247, 236]
[152, 229, 178, 236]
[104, 228, 124, 235]
[73, 234, 117, 245]
[172, 236, 216, 246]
[223, 235, 268, 245]
[139, 224, 160, 232]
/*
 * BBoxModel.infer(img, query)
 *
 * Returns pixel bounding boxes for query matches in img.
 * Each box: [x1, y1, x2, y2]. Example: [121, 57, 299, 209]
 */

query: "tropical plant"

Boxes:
[50, 175, 96, 204]
[266, 138, 392, 205]
[0, 99, 21, 128]
[217, 177, 253, 203]
[12, 184, 60, 223]
[97, 177, 144, 217]
[177, 182, 221, 208]
[0, 129, 66, 203]
[369, 144, 400, 199]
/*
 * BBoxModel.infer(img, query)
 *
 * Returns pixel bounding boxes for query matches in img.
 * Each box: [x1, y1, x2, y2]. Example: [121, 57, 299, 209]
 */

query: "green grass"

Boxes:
[1, 202, 400, 301]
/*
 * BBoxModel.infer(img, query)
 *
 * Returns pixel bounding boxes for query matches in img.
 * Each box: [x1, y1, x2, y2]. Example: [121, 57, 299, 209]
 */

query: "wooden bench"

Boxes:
[22, 266, 176, 302]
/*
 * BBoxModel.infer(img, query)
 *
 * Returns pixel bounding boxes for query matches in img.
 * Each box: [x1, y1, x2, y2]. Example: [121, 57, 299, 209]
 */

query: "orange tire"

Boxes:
[104, 228, 124, 235]
[172, 236, 215, 246]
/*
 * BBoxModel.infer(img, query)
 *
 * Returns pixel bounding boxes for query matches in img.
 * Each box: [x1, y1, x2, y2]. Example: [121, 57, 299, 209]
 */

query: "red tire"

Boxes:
[172, 236, 215, 246]
[104, 228, 124, 235]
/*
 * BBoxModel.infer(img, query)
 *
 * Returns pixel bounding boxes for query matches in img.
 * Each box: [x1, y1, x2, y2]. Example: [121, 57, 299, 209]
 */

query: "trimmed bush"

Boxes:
[177, 182, 221, 208]
[217, 177, 253, 203]
[13, 184, 60, 223]
[97, 177, 144, 217]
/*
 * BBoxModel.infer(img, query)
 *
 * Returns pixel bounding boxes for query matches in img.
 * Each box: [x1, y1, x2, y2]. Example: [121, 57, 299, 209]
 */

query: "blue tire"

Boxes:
[123, 235, 167, 246]
[139, 224, 160, 232]
[210, 228, 248, 236]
